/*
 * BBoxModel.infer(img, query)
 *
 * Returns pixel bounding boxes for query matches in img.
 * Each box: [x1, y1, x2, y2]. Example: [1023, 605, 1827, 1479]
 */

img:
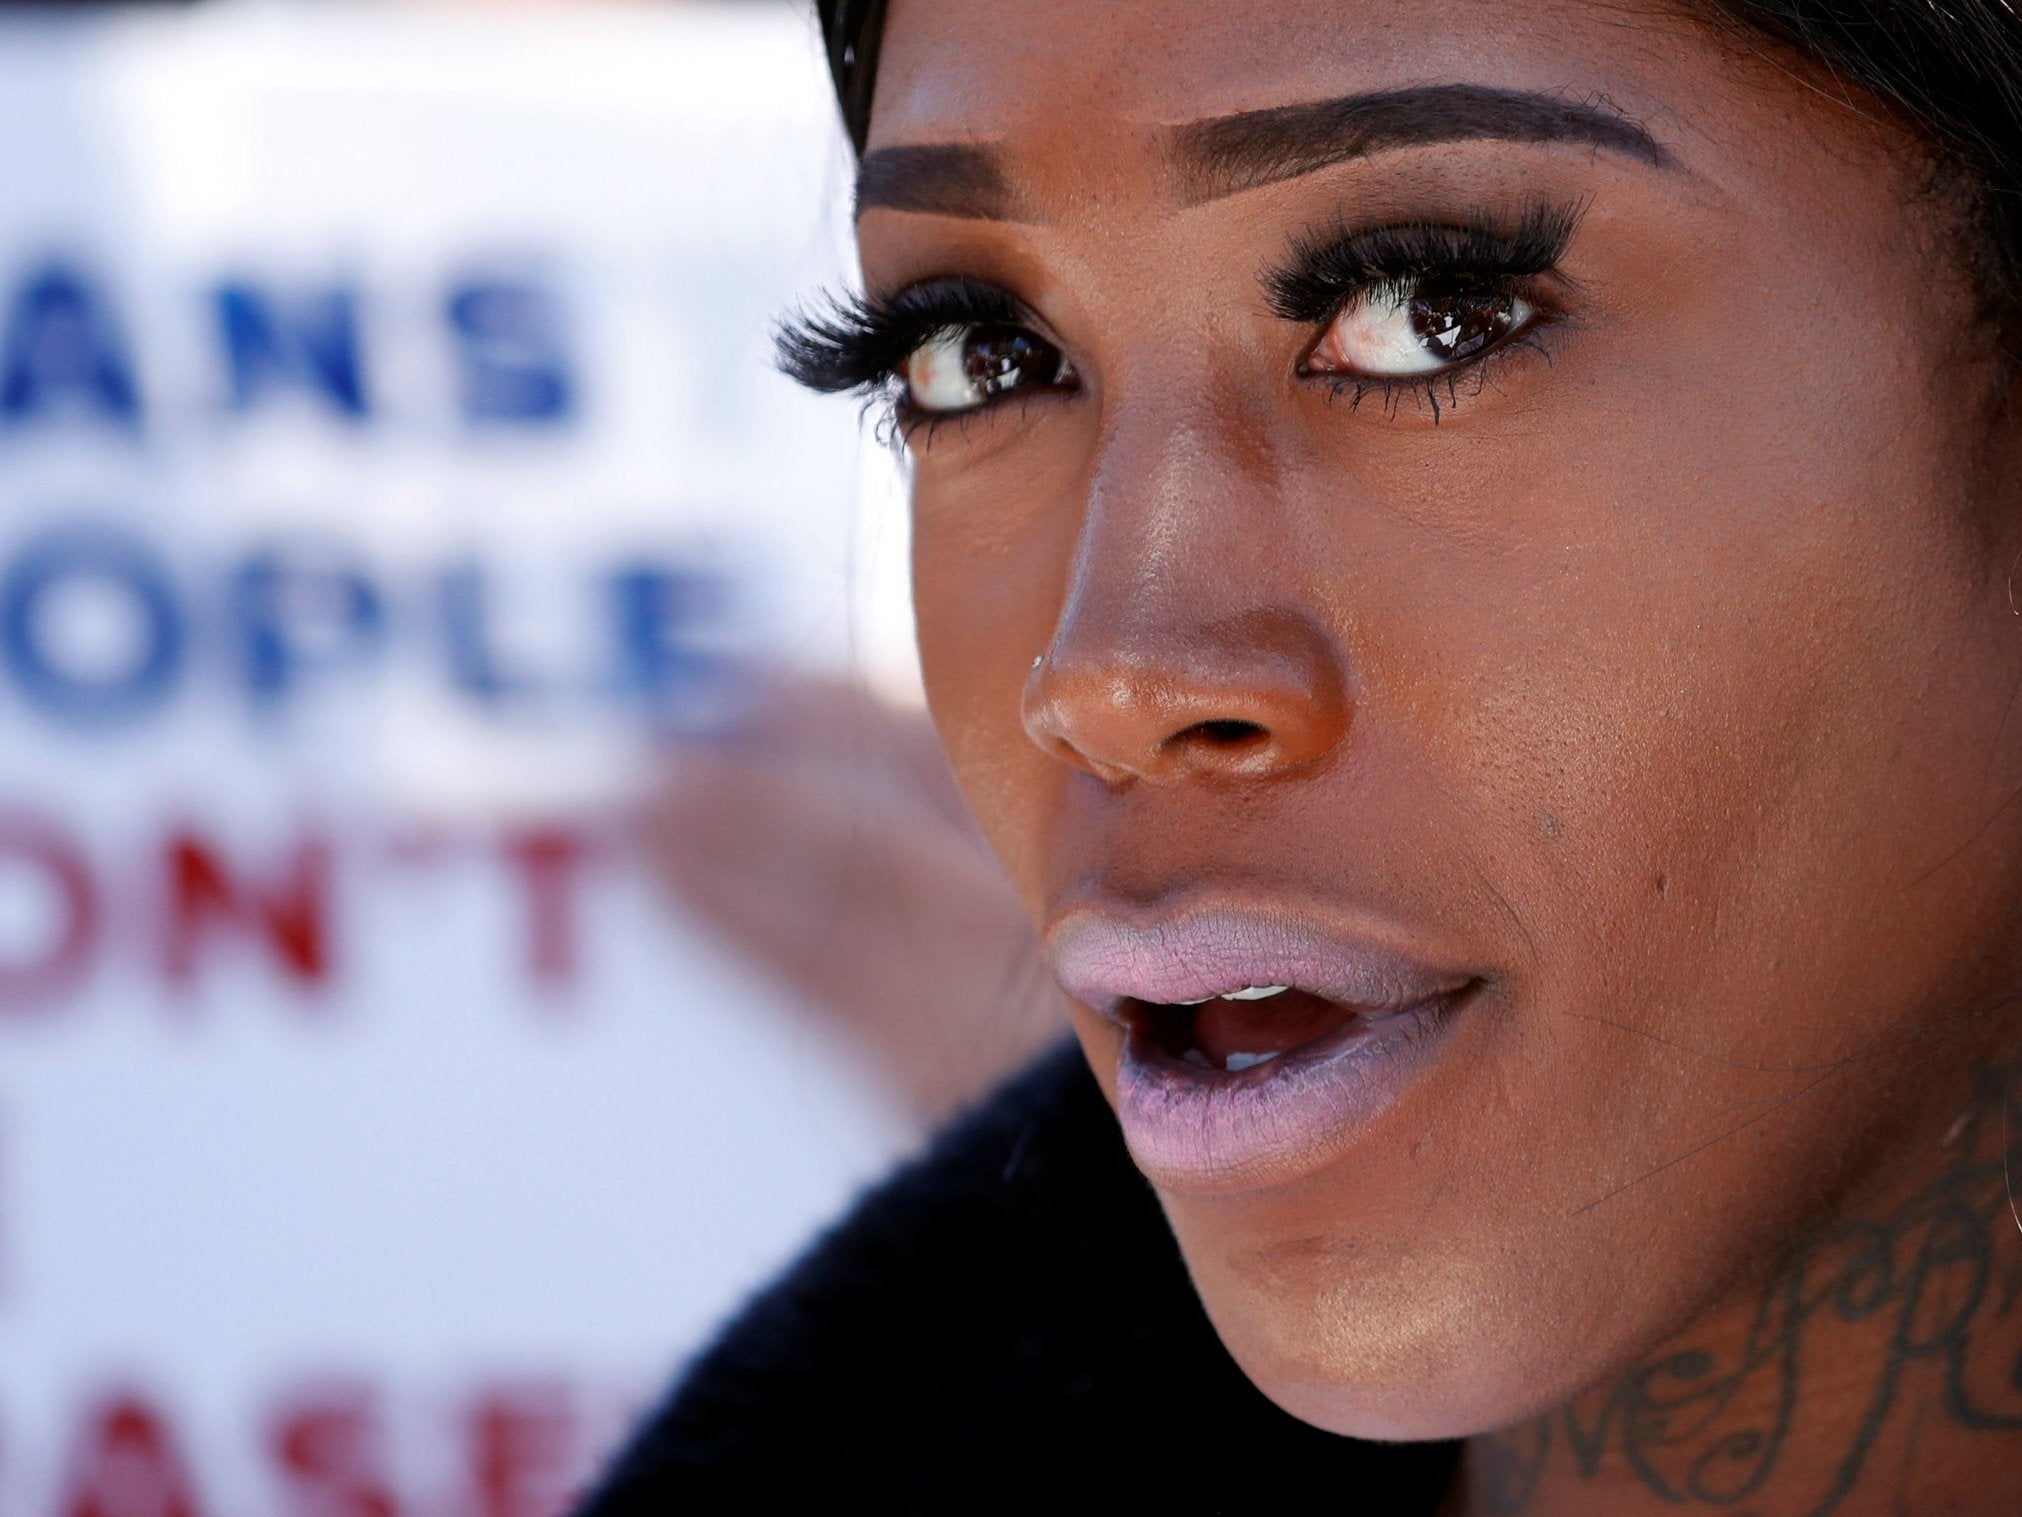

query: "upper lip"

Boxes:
[1045, 902, 1475, 1021]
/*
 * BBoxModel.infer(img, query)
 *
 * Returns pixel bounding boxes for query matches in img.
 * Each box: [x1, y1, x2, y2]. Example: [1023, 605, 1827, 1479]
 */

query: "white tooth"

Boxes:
[1224, 1050, 1283, 1072]
[1182, 1048, 1213, 1067]
[1174, 996, 1214, 1006]
[1221, 985, 1290, 1001]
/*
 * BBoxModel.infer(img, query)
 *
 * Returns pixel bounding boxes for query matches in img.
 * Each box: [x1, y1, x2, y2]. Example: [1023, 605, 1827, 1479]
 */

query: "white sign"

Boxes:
[0, 5, 910, 1514]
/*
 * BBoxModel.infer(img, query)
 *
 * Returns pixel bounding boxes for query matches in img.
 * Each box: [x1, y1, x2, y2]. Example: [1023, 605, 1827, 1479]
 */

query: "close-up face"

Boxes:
[851, 0, 2022, 1441]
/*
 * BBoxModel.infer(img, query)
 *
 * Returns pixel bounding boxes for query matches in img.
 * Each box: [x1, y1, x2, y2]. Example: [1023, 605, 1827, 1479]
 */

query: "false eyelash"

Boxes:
[774, 277, 1030, 396]
[1264, 199, 1587, 324]
[1310, 325, 1558, 426]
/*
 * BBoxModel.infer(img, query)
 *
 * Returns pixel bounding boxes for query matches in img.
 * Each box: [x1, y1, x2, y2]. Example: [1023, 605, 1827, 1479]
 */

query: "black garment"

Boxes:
[579, 1041, 1459, 1512]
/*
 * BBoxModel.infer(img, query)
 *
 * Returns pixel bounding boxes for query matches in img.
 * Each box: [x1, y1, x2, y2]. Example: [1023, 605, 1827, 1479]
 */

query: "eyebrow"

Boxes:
[857, 83, 1673, 223]
[1171, 84, 1675, 203]
[855, 142, 1017, 221]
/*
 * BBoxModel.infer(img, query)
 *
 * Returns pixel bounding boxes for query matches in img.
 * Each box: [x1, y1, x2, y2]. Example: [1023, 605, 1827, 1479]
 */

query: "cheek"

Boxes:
[1466, 375, 2014, 1009]
[909, 463, 1080, 908]
[1159, 338, 2022, 1436]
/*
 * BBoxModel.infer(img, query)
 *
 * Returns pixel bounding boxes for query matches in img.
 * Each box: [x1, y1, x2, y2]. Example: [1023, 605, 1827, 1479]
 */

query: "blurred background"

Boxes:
[0, 1, 1059, 1511]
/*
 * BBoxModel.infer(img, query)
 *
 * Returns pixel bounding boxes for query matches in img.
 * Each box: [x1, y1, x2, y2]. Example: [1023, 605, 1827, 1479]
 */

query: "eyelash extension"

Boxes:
[774, 277, 1030, 397]
[1314, 332, 1555, 426]
[776, 203, 1583, 437]
[1263, 199, 1586, 324]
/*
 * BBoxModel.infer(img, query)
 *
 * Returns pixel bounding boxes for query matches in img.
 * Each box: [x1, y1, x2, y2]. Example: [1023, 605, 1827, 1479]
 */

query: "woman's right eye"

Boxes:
[902, 323, 1076, 415]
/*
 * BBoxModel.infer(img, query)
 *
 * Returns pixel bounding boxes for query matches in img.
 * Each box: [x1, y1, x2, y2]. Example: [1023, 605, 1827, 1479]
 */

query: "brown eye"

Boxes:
[903, 324, 1075, 413]
[1306, 280, 1535, 379]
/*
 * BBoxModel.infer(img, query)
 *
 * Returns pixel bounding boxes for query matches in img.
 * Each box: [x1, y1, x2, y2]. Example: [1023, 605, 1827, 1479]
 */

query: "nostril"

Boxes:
[1178, 718, 1267, 748]
[1022, 606, 1350, 782]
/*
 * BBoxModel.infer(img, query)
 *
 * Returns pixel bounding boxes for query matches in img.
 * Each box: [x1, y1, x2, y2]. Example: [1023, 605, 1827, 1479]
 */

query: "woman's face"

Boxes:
[861, 0, 2022, 1436]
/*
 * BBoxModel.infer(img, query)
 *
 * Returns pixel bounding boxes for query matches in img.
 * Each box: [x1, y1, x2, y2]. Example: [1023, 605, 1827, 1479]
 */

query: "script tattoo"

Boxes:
[1476, 1064, 2022, 1515]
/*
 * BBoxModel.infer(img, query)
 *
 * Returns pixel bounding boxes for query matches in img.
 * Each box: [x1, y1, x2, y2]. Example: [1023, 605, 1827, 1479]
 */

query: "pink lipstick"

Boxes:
[1048, 907, 1478, 1192]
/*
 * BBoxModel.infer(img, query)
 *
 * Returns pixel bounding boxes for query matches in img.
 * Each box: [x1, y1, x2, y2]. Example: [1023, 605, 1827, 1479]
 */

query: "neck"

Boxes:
[1455, 1061, 2022, 1517]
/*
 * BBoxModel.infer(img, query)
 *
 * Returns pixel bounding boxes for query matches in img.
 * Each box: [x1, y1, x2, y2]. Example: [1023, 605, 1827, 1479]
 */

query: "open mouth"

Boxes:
[1123, 985, 1408, 1075]
[1050, 908, 1481, 1187]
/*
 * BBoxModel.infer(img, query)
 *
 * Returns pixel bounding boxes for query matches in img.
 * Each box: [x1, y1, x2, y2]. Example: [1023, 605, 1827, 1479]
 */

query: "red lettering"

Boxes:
[269, 1383, 399, 1517]
[0, 812, 96, 1012]
[163, 830, 333, 995]
[500, 828, 590, 992]
[467, 1383, 578, 1517]
[58, 1392, 203, 1517]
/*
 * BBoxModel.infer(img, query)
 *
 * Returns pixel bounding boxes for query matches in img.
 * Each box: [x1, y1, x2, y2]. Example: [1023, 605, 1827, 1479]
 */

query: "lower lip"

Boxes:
[1112, 986, 1473, 1193]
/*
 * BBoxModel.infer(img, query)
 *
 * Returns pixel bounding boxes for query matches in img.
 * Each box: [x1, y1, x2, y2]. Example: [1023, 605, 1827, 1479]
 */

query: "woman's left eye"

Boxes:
[903, 323, 1075, 415]
[1304, 280, 1536, 380]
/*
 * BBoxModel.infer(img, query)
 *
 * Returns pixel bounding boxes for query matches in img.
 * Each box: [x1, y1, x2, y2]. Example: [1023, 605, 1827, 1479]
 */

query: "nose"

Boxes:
[1020, 402, 1351, 786]
[1023, 609, 1349, 783]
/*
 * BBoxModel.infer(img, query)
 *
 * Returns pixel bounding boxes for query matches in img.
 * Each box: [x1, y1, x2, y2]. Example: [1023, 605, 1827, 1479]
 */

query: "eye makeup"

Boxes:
[775, 276, 1033, 397]
[773, 196, 1589, 432]
[1262, 198, 1586, 325]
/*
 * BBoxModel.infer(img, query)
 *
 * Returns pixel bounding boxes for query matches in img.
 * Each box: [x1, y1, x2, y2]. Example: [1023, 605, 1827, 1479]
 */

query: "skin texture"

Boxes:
[858, 0, 2022, 1509]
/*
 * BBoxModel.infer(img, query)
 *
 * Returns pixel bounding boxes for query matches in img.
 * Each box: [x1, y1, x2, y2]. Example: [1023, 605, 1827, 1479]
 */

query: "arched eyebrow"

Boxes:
[856, 83, 1674, 223]
[855, 143, 1017, 221]
[1172, 84, 1675, 202]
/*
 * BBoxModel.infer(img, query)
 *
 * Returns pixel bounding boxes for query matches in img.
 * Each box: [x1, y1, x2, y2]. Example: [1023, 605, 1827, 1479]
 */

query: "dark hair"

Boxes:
[812, 0, 2022, 322]
[815, 0, 889, 159]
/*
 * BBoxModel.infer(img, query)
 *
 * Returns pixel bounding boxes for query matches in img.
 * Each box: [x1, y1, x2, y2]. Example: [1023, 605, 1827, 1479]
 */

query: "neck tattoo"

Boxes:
[1473, 1062, 2022, 1516]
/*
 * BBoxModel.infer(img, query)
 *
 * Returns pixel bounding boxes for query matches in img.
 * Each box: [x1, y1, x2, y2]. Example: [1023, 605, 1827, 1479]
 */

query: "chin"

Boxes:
[1180, 1230, 1580, 1444]
[1249, 1360, 1542, 1444]
[1223, 1320, 1565, 1444]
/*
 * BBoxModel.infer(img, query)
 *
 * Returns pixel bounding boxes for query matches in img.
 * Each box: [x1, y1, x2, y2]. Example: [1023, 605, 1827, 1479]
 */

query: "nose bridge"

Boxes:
[1077, 384, 1242, 622]
[1022, 374, 1352, 784]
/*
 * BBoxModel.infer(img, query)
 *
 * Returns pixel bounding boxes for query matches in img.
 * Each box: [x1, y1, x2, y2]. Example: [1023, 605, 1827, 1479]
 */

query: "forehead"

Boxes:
[863, 0, 1929, 276]
[872, 0, 1708, 148]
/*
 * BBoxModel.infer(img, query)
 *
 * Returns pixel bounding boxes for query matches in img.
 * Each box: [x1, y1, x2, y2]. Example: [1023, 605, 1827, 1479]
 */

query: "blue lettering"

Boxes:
[608, 563, 736, 730]
[0, 263, 141, 429]
[441, 561, 539, 706]
[1, 530, 182, 728]
[446, 277, 574, 426]
[216, 282, 369, 419]
[233, 548, 385, 709]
